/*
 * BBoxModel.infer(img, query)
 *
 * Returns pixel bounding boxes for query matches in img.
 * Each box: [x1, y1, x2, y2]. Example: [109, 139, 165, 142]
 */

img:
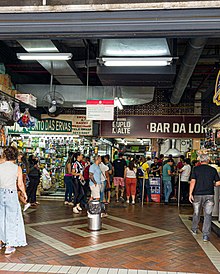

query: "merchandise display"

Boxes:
[7, 134, 93, 194]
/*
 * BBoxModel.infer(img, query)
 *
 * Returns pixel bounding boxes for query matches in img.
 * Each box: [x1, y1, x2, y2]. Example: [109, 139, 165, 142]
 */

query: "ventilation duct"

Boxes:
[170, 38, 207, 105]
[164, 139, 181, 158]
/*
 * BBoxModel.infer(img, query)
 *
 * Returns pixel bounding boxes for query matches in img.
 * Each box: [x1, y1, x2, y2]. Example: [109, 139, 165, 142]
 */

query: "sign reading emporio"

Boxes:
[101, 116, 206, 138]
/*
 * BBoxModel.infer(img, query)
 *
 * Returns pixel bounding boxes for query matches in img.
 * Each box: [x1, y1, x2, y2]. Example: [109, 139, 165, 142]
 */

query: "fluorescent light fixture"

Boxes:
[17, 53, 73, 61]
[114, 97, 123, 110]
[26, 47, 58, 52]
[101, 57, 172, 67]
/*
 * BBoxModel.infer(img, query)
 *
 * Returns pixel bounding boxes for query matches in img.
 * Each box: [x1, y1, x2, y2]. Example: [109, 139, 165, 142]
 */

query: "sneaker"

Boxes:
[64, 201, 69, 205]
[68, 202, 74, 206]
[191, 229, 197, 235]
[73, 207, 79, 214]
[126, 200, 130, 204]
[5, 247, 16, 255]
[115, 200, 119, 203]
[119, 197, 125, 203]
[203, 235, 209, 242]
[132, 201, 135, 205]
[77, 205, 82, 211]
[23, 203, 31, 212]
[101, 213, 108, 218]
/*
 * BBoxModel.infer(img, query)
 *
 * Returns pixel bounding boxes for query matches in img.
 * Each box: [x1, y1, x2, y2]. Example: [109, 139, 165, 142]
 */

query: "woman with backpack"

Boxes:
[125, 161, 137, 204]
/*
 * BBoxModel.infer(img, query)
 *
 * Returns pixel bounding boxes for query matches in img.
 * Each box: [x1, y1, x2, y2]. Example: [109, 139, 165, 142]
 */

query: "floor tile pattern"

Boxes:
[0, 201, 219, 273]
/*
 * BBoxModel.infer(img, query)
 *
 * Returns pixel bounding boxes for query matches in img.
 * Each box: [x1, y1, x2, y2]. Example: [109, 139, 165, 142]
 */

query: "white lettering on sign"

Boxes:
[150, 122, 170, 133]
[148, 122, 206, 134]
[112, 119, 131, 135]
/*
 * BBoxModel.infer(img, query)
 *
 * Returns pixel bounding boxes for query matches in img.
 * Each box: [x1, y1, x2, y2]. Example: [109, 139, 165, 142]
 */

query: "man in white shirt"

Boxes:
[99, 156, 110, 203]
[179, 158, 191, 203]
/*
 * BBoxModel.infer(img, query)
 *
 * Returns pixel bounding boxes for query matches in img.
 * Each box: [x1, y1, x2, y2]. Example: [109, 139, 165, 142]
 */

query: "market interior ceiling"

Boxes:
[0, 37, 219, 113]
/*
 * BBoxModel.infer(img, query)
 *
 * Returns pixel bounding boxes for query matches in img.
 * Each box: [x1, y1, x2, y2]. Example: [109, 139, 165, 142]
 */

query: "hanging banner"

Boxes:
[86, 99, 114, 121]
[100, 116, 206, 138]
[213, 70, 220, 106]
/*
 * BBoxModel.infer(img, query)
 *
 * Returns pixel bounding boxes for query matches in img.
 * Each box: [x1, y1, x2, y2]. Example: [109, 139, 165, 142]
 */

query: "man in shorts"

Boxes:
[113, 152, 127, 202]
[89, 155, 102, 200]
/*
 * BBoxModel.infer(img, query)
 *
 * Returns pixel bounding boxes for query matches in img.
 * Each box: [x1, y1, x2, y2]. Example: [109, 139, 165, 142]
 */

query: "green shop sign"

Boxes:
[7, 118, 72, 134]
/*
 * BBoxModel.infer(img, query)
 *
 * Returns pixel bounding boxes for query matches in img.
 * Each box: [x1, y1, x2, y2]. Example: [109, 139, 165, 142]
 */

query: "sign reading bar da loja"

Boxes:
[86, 99, 114, 120]
[100, 116, 206, 138]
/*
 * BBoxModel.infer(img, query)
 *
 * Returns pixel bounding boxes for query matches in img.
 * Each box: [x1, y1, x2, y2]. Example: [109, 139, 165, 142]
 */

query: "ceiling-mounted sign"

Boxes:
[7, 118, 72, 134]
[100, 116, 206, 138]
[72, 115, 93, 136]
[213, 70, 220, 106]
[41, 114, 93, 136]
[86, 99, 114, 121]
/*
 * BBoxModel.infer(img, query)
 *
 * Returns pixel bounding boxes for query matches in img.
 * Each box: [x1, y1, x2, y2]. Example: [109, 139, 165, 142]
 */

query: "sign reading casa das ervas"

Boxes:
[100, 116, 206, 138]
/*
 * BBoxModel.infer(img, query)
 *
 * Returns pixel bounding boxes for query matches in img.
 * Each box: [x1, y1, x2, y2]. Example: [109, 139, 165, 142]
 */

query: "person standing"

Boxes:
[125, 161, 137, 204]
[72, 152, 85, 214]
[104, 154, 113, 203]
[137, 156, 152, 202]
[99, 156, 110, 203]
[112, 152, 127, 202]
[64, 152, 73, 206]
[189, 154, 220, 242]
[82, 156, 91, 204]
[179, 158, 191, 203]
[162, 159, 174, 204]
[89, 155, 102, 200]
[0, 146, 27, 255]
[150, 157, 161, 177]
[27, 155, 41, 206]
[17, 152, 31, 212]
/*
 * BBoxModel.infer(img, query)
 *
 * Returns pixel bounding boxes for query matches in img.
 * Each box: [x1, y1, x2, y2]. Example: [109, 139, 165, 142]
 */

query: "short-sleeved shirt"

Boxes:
[180, 164, 191, 182]
[139, 162, 149, 179]
[99, 162, 109, 182]
[72, 161, 84, 179]
[89, 163, 102, 186]
[150, 163, 161, 177]
[106, 162, 113, 182]
[113, 158, 127, 178]
[191, 164, 220, 195]
[162, 163, 171, 181]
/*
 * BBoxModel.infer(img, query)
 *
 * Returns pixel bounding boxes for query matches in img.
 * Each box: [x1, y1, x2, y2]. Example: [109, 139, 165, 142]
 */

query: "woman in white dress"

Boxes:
[0, 146, 27, 255]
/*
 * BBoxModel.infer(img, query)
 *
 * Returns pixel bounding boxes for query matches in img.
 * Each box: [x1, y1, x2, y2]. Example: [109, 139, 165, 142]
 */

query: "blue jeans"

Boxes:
[192, 195, 214, 237]
[0, 188, 27, 247]
[163, 180, 172, 202]
[138, 178, 152, 202]
[64, 176, 73, 202]
[100, 181, 106, 202]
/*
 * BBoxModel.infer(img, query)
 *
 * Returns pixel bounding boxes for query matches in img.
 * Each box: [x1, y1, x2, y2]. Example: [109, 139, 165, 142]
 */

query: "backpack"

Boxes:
[137, 163, 144, 177]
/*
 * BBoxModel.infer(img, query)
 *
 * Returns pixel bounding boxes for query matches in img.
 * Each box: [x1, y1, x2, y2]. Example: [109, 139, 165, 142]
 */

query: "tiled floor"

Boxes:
[0, 200, 219, 273]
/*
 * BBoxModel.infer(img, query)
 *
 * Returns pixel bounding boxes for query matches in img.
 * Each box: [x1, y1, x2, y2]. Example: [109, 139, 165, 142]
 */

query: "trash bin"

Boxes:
[88, 200, 102, 231]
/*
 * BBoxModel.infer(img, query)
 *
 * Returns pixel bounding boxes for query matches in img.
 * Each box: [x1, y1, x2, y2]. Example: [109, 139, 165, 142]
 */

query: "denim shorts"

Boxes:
[0, 188, 27, 247]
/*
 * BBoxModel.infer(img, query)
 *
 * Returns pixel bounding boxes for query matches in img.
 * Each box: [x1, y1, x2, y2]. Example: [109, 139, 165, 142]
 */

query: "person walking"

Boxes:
[189, 154, 220, 242]
[0, 146, 27, 255]
[72, 152, 85, 214]
[179, 158, 191, 203]
[112, 152, 127, 202]
[27, 155, 41, 206]
[162, 159, 174, 204]
[64, 152, 74, 206]
[125, 161, 137, 204]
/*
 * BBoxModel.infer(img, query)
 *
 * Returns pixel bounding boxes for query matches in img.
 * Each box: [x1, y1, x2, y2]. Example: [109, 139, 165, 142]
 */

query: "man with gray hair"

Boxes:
[189, 153, 220, 241]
